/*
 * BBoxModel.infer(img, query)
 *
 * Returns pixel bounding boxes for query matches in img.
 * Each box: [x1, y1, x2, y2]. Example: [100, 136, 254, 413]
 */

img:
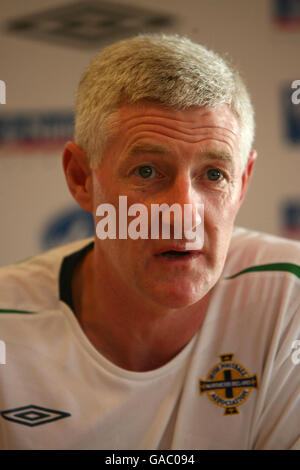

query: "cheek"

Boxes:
[92, 173, 120, 214]
[204, 193, 240, 229]
[202, 195, 240, 259]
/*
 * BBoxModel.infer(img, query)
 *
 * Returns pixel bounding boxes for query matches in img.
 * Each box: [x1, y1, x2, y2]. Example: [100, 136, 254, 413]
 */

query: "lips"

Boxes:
[160, 250, 192, 258]
[154, 246, 202, 259]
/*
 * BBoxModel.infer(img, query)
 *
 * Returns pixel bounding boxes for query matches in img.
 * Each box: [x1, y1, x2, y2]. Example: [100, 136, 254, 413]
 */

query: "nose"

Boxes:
[151, 173, 204, 244]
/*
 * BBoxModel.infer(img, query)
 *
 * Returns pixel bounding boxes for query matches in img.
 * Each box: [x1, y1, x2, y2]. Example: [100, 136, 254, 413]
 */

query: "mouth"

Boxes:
[160, 250, 193, 258]
[154, 248, 202, 262]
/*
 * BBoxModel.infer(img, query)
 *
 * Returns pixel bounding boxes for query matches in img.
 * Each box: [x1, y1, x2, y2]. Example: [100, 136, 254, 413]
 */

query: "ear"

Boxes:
[239, 150, 257, 203]
[62, 141, 93, 212]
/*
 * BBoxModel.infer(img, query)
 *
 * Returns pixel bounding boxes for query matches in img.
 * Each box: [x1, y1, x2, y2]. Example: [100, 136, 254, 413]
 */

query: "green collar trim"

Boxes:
[225, 262, 300, 280]
[0, 308, 35, 314]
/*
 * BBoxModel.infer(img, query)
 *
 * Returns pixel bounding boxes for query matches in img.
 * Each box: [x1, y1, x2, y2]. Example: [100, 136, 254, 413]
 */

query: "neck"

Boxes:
[72, 246, 210, 372]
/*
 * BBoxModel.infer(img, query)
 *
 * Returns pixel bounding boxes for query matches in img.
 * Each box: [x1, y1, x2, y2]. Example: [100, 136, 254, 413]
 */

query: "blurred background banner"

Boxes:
[4, 0, 175, 49]
[0, 110, 74, 155]
[273, 0, 300, 30]
[280, 199, 300, 239]
[0, 0, 299, 266]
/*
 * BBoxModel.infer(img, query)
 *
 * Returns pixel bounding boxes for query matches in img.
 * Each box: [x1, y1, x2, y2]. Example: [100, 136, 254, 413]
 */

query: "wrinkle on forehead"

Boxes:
[108, 101, 240, 138]
[122, 128, 238, 158]
[123, 134, 237, 157]
[121, 124, 237, 144]
[102, 101, 241, 165]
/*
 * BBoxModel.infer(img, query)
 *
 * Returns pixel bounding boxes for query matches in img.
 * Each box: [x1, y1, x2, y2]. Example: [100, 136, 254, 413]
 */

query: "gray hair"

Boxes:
[74, 33, 255, 170]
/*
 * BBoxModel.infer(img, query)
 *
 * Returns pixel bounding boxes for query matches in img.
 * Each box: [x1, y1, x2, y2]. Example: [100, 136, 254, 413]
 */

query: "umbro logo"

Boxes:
[1, 405, 71, 426]
[6, 0, 174, 50]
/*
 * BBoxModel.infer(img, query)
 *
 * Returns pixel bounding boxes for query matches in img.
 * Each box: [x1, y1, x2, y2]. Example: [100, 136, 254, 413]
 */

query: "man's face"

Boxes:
[90, 101, 250, 309]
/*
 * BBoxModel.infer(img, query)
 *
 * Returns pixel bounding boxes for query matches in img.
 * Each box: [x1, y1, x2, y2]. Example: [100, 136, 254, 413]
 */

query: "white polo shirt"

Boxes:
[0, 227, 299, 449]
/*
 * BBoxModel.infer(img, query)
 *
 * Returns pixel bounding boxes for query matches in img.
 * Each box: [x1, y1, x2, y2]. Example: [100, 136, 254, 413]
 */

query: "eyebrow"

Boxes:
[126, 142, 173, 158]
[125, 142, 234, 164]
[200, 151, 234, 163]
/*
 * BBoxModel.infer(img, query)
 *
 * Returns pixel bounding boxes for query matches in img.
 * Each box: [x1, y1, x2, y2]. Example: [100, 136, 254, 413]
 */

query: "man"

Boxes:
[0, 33, 299, 450]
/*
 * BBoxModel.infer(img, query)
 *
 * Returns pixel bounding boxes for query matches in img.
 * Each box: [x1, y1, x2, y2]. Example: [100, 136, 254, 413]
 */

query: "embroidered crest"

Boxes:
[199, 353, 258, 415]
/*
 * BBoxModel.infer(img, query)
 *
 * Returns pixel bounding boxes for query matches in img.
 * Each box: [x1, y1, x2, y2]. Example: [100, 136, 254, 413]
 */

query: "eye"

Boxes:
[206, 168, 223, 181]
[137, 165, 156, 179]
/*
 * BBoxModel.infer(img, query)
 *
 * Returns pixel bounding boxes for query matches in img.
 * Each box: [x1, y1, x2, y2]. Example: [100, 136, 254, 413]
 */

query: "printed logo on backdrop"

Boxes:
[281, 83, 300, 143]
[41, 207, 94, 250]
[5, 0, 175, 50]
[280, 199, 300, 240]
[273, 0, 300, 30]
[0, 111, 74, 155]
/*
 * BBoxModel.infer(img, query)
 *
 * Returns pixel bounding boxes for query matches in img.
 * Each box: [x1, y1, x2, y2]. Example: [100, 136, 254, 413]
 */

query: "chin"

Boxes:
[146, 280, 210, 310]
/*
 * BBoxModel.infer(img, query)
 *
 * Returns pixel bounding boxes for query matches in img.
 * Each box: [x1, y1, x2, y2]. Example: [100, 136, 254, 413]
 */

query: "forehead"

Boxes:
[109, 100, 239, 130]
[104, 100, 241, 162]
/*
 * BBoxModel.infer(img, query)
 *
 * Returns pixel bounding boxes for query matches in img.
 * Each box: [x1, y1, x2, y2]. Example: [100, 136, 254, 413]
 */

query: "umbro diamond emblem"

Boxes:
[1, 405, 71, 426]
